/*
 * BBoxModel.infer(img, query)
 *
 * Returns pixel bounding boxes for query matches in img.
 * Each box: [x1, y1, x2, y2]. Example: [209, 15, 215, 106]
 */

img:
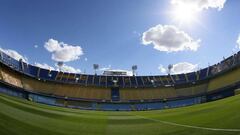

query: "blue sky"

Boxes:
[0, 0, 240, 75]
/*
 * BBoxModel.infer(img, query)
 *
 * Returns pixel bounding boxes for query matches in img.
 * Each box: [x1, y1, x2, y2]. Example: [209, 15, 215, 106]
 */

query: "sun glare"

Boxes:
[172, 3, 199, 24]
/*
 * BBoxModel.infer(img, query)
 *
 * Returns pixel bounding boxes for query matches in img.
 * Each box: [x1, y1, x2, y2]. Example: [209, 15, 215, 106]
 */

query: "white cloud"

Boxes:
[99, 65, 112, 71]
[158, 65, 167, 74]
[35, 62, 55, 70]
[171, 0, 227, 11]
[142, 25, 200, 52]
[159, 62, 198, 74]
[34, 45, 38, 48]
[35, 62, 81, 73]
[84, 58, 88, 61]
[44, 38, 84, 62]
[0, 48, 28, 62]
[237, 34, 240, 49]
[171, 62, 198, 74]
[55, 63, 81, 73]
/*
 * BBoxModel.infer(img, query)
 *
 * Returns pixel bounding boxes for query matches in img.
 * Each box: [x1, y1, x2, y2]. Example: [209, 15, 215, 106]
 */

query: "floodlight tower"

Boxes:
[93, 64, 99, 75]
[132, 65, 137, 76]
[168, 64, 173, 75]
[57, 61, 64, 72]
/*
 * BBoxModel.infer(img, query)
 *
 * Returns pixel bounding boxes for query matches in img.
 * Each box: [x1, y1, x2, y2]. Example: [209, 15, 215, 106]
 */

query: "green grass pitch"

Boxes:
[0, 93, 240, 135]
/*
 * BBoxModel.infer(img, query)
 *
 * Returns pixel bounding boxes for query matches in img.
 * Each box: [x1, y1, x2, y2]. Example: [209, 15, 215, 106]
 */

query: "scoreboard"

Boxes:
[103, 70, 128, 76]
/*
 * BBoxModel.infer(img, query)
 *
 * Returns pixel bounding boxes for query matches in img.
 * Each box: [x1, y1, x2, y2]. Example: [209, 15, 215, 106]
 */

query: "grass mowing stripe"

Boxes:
[0, 94, 112, 117]
[0, 111, 64, 135]
[135, 115, 240, 132]
[0, 95, 109, 125]
[0, 95, 64, 119]
[1, 93, 240, 135]
[0, 100, 108, 135]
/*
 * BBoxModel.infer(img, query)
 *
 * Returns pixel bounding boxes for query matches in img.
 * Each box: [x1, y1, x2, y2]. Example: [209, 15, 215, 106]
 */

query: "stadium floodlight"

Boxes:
[0, 51, 2, 60]
[150, 79, 154, 83]
[168, 64, 173, 75]
[208, 62, 210, 67]
[57, 61, 64, 72]
[93, 64, 99, 75]
[75, 77, 79, 82]
[132, 65, 137, 76]
[112, 79, 118, 87]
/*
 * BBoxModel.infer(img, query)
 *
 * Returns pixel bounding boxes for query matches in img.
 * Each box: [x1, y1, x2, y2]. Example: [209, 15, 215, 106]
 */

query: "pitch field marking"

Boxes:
[135, 115, 240, 132]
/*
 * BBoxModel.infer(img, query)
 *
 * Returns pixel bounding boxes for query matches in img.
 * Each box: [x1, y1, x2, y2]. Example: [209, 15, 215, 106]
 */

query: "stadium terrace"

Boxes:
[0, 50, 240, 111]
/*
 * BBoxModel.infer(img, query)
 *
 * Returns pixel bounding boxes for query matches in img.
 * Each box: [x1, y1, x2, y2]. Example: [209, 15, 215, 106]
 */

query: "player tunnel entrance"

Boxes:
[111, 87, 120, 101]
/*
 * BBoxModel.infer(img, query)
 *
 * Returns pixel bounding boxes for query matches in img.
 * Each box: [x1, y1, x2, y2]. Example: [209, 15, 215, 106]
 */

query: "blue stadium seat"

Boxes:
[67, 73, 77, 83]
[61, 73, 69, 82]
[29, 94, 56, 106]
[48, 70, 58, 80]
[199, 68, 208, 80]
[28, 65, 39, 77]
[167, 97, 200, 108]
[187, 72, 197, 82]
[100, 103, 131, 111]
[106, 76, 114, 87]
[130, 76, 137, 87]
[22, 62, 31, 75]
[86, 75, 94, 86]
[142, 76, 152, 87]
[136, 76, 144, 87]
[93, 75, 100, 86]
[79, 75, 88, 85]
[39, 68, 51, 80]
[123, 76, 131, 87]
[117, 77, 124, 87]
[173, 74, 186, 84]
[153, 76, 163, 86]
[99, 75, 107, 87]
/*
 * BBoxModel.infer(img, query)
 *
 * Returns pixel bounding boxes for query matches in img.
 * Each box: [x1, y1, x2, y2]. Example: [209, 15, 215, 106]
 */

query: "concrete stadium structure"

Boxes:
[0, 50, 240, 111]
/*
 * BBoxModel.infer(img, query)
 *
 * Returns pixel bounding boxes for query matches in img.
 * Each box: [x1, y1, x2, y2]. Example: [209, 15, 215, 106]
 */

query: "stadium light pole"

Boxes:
[93, 64, 99, 75]
[132, 65, 137, 76]
[57, 61, 64, 72]
[168, 64, 173, 75]
[0, 51, 2, 60]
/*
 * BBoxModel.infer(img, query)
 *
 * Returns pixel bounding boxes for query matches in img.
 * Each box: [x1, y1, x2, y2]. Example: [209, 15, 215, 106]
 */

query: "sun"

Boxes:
[171, 3, 199, 24]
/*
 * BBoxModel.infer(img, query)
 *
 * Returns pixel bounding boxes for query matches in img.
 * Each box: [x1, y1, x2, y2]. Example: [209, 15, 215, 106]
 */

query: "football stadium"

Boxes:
[1, 50, 240, 134]
[1, 0, 240, 135]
